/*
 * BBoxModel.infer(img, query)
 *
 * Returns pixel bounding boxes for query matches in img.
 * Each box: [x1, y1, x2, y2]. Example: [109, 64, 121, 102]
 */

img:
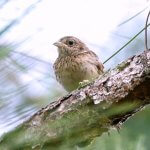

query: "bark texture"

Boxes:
[0, 50, 150, 150]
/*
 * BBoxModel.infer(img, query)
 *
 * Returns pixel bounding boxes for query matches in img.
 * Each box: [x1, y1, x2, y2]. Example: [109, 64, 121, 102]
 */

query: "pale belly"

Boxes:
[56, 62, 99, 91]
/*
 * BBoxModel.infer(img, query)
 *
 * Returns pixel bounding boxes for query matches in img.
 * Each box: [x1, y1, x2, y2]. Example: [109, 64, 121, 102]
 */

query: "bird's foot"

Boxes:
[78, 80, 91, 89]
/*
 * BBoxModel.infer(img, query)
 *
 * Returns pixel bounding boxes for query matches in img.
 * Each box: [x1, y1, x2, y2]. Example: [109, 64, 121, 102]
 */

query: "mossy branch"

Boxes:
[0, 50, 150, 150]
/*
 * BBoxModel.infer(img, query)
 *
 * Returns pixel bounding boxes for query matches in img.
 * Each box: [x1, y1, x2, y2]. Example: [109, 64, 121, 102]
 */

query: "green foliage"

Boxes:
[80, 106, 150, 150]
[0, 45, 11, 60]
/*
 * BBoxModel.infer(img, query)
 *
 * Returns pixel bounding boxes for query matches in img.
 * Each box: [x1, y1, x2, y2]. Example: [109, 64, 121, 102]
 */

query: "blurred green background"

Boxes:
[0, 0, 150, 149]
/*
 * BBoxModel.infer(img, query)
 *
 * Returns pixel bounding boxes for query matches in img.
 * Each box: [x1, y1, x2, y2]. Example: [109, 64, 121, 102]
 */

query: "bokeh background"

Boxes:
[0, 0, 150, 149]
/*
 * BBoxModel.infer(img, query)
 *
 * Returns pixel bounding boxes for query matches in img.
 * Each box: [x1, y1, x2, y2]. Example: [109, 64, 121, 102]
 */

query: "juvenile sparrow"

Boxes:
[53, 36, 104, 92]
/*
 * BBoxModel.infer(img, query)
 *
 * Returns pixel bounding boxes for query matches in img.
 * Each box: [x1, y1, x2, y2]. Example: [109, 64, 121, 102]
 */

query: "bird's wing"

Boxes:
[88, 51, 104, 74]
[78, 50, 104, 74]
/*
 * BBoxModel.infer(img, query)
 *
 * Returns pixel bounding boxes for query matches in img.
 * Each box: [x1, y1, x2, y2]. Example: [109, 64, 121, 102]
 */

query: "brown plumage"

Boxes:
[53, 36, 104, 92]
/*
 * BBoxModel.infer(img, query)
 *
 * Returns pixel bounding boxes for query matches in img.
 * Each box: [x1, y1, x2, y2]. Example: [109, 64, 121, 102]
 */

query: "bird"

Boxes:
[53, 36, 104, 92]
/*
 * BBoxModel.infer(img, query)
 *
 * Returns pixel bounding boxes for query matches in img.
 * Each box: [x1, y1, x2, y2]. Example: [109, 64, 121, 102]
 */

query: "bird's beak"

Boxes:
[53, 42, 62, 48]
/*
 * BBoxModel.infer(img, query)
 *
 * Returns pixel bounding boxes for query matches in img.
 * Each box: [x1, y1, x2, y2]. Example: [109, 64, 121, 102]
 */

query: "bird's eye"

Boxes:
[67, 40, 75, 46]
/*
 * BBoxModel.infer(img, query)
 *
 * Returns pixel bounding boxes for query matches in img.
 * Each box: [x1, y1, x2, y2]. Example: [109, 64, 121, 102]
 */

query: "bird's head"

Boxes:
[53, 36, 88, 57]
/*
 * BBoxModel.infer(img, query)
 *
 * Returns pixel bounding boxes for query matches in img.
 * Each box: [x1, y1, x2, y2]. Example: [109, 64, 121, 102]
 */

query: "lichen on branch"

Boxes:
[0, 50, 150, 150]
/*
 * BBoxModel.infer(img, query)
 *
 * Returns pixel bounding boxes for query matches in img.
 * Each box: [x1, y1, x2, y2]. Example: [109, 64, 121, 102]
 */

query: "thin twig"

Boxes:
[118, 5, 149, 26]
[103, 23, 150, 64]
[11, 50, 50, 65]
[145, 10, 150, 50]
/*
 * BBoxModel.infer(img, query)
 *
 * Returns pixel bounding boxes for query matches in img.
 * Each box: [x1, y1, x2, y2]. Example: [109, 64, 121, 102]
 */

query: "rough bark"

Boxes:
[0, 50, 150, 150]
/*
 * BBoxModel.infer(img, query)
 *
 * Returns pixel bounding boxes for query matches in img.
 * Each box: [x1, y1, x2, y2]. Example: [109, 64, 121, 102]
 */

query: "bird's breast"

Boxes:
[54, 56, 99, 91]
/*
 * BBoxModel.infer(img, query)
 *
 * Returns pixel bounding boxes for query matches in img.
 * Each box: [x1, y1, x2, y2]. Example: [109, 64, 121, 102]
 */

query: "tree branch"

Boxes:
[1, 50, 150, 150]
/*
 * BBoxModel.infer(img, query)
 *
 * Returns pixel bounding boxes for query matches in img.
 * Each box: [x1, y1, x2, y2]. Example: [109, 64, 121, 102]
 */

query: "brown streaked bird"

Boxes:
[53, 36, 104, 92]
